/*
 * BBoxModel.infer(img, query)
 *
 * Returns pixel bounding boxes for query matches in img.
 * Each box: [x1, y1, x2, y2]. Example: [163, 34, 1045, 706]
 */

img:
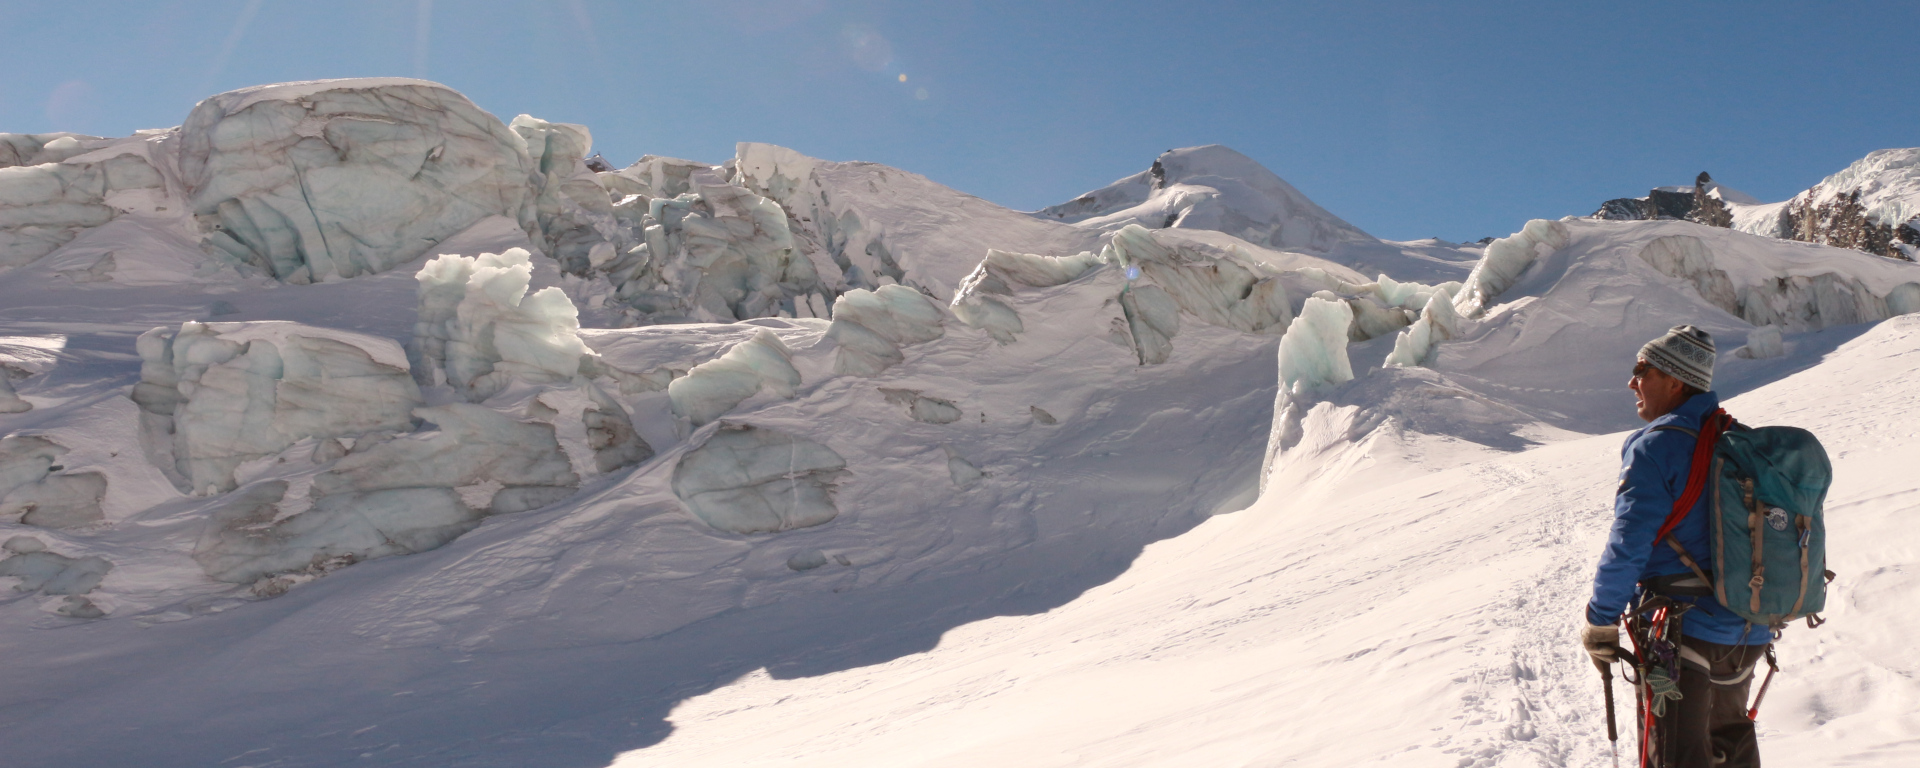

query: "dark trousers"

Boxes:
[1657, 636, 1762, 768]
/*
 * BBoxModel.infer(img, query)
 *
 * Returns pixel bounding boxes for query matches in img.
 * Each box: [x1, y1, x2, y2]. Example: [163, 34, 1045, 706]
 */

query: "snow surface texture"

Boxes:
[1454, 218, 1570, 318]
[4, 78, 1920, 767]
[1033, 145, 1376, 253]
[624, 317, 1920, 768]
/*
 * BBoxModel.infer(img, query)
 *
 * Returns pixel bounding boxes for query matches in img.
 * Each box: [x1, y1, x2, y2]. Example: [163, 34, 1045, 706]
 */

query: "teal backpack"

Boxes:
[1656, 409, 1834, 630]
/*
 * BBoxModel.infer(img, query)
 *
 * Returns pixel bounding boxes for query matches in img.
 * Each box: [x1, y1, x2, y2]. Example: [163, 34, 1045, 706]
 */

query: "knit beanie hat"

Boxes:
[1640, 325, 1715, 391]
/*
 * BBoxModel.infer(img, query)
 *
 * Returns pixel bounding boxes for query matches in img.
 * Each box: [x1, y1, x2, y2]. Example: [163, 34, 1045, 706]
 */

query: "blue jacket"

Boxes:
[1587, 391, 1771, 645]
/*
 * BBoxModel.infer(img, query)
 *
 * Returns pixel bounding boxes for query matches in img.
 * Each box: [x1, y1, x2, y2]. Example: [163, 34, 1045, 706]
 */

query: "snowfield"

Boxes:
[625, 315, 1920, 768]
[0, 79, 1916, 767]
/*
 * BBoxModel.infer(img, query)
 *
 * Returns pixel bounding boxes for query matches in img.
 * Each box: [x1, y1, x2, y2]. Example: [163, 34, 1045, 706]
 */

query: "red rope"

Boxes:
[1654, 410, 1730, 545]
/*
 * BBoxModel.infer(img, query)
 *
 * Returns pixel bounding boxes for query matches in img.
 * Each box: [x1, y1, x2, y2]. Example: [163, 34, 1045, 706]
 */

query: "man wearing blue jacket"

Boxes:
[1582, 325, 1770, 768]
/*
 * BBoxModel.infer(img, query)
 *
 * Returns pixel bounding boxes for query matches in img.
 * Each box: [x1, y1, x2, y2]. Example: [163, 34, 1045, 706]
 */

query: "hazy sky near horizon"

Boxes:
[2, 0, 1914, 242]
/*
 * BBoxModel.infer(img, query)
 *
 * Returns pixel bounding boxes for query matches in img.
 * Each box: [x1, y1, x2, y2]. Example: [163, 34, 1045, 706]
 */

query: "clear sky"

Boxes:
[3, 1, 1915, 242]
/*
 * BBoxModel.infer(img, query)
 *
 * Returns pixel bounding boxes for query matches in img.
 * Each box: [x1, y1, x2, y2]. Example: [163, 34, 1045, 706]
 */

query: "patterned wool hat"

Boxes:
[1640, 325, 1715, 391]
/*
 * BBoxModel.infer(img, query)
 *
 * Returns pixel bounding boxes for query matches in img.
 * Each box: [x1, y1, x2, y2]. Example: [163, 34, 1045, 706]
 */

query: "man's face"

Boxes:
[1629, 358, 1689, 422]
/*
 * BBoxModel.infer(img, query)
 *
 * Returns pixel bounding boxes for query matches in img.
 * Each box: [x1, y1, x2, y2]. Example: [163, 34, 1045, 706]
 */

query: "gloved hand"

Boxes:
[1583, 623, 1621, 668]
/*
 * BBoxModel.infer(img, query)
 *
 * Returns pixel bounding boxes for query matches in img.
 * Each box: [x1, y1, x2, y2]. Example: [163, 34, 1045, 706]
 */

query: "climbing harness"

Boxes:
[1624, 595, 1690, 767]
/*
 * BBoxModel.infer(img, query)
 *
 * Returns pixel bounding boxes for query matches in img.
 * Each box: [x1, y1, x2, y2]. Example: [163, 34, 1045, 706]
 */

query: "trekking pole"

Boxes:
[1597, 659, 1619, 768]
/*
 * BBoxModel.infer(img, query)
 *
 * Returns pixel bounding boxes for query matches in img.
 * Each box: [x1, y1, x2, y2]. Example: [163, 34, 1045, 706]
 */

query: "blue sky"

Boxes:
[3, 1, 1914, 242]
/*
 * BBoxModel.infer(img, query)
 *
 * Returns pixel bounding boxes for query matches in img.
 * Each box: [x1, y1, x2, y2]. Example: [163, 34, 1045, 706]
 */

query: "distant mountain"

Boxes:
[1031, 145, 1376, 253]
[1590, 149, 1920, 260]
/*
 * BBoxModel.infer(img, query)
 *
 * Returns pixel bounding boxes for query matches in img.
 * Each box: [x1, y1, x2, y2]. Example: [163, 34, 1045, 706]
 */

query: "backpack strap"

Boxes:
[1647, 409, 1733, 590]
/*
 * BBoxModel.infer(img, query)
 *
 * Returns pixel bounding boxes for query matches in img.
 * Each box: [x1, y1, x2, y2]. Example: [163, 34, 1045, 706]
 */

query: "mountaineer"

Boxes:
[1581, 326, 1771, 768]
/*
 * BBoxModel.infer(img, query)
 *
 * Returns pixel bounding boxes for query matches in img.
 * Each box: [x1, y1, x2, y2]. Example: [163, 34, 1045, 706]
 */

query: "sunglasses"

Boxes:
[1631, 361, 1653, 379]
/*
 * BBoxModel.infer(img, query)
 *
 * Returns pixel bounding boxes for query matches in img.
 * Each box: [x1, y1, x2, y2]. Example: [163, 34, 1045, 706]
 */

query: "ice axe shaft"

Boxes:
[1748, 645, 1780, 721]
[1597, 658, 1619, 767]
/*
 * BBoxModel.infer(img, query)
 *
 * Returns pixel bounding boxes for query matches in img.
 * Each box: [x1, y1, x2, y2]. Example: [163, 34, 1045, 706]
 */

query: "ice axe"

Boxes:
[1596, 656, 1619, 768]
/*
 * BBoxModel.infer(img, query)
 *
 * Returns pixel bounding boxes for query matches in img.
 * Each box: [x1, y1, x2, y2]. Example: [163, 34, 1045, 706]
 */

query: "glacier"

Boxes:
[0, 77, 1918, 768]
[182, 79, 538, 282]
[132, 320, 422, 494]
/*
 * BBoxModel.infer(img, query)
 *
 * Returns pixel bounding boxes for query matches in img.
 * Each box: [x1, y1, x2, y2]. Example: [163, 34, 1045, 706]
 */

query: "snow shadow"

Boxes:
[0, 376, 1267, 768]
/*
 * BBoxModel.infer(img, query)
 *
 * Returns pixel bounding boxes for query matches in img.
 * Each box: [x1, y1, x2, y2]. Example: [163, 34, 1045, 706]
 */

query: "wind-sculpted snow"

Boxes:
[132, 321, 422, 494]
[1034, 145, 1376, 253]
[1453, 218, 1569, 318]
[671, 424, 848, 534]
[180, 79, 537, 282]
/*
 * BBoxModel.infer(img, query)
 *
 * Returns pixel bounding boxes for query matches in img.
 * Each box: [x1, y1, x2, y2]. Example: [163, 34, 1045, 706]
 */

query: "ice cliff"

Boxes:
[183, 80, 540, 281]
[0, 131, 169, 269]
[132, 321, 422, 494]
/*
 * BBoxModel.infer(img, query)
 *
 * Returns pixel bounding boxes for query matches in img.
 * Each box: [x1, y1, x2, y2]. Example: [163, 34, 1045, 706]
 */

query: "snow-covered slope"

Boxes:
[2, 77, 1918, 768]
[1741, 148, 1920, 239]
[1033, 145, 1375, 253]
[1593, 149, 1920, 259]
[1426, 218, 1920, 429]
[623, 313, 1920, 768]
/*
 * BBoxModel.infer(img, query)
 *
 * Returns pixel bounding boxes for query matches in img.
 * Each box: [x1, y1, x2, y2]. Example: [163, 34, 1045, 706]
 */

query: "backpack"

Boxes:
[1653, 409, 1833, 630]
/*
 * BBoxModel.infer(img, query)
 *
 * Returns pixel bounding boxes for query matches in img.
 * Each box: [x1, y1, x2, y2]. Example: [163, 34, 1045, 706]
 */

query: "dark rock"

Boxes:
[1688, 172, 1733, 228]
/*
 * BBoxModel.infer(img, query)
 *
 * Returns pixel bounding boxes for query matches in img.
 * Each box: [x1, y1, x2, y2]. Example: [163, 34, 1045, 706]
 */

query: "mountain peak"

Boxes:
[1033, 145, 1374, 253]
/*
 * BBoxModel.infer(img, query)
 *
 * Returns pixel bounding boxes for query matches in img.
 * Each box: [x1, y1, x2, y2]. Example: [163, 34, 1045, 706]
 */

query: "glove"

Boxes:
[1582, 623, 1621, 667]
